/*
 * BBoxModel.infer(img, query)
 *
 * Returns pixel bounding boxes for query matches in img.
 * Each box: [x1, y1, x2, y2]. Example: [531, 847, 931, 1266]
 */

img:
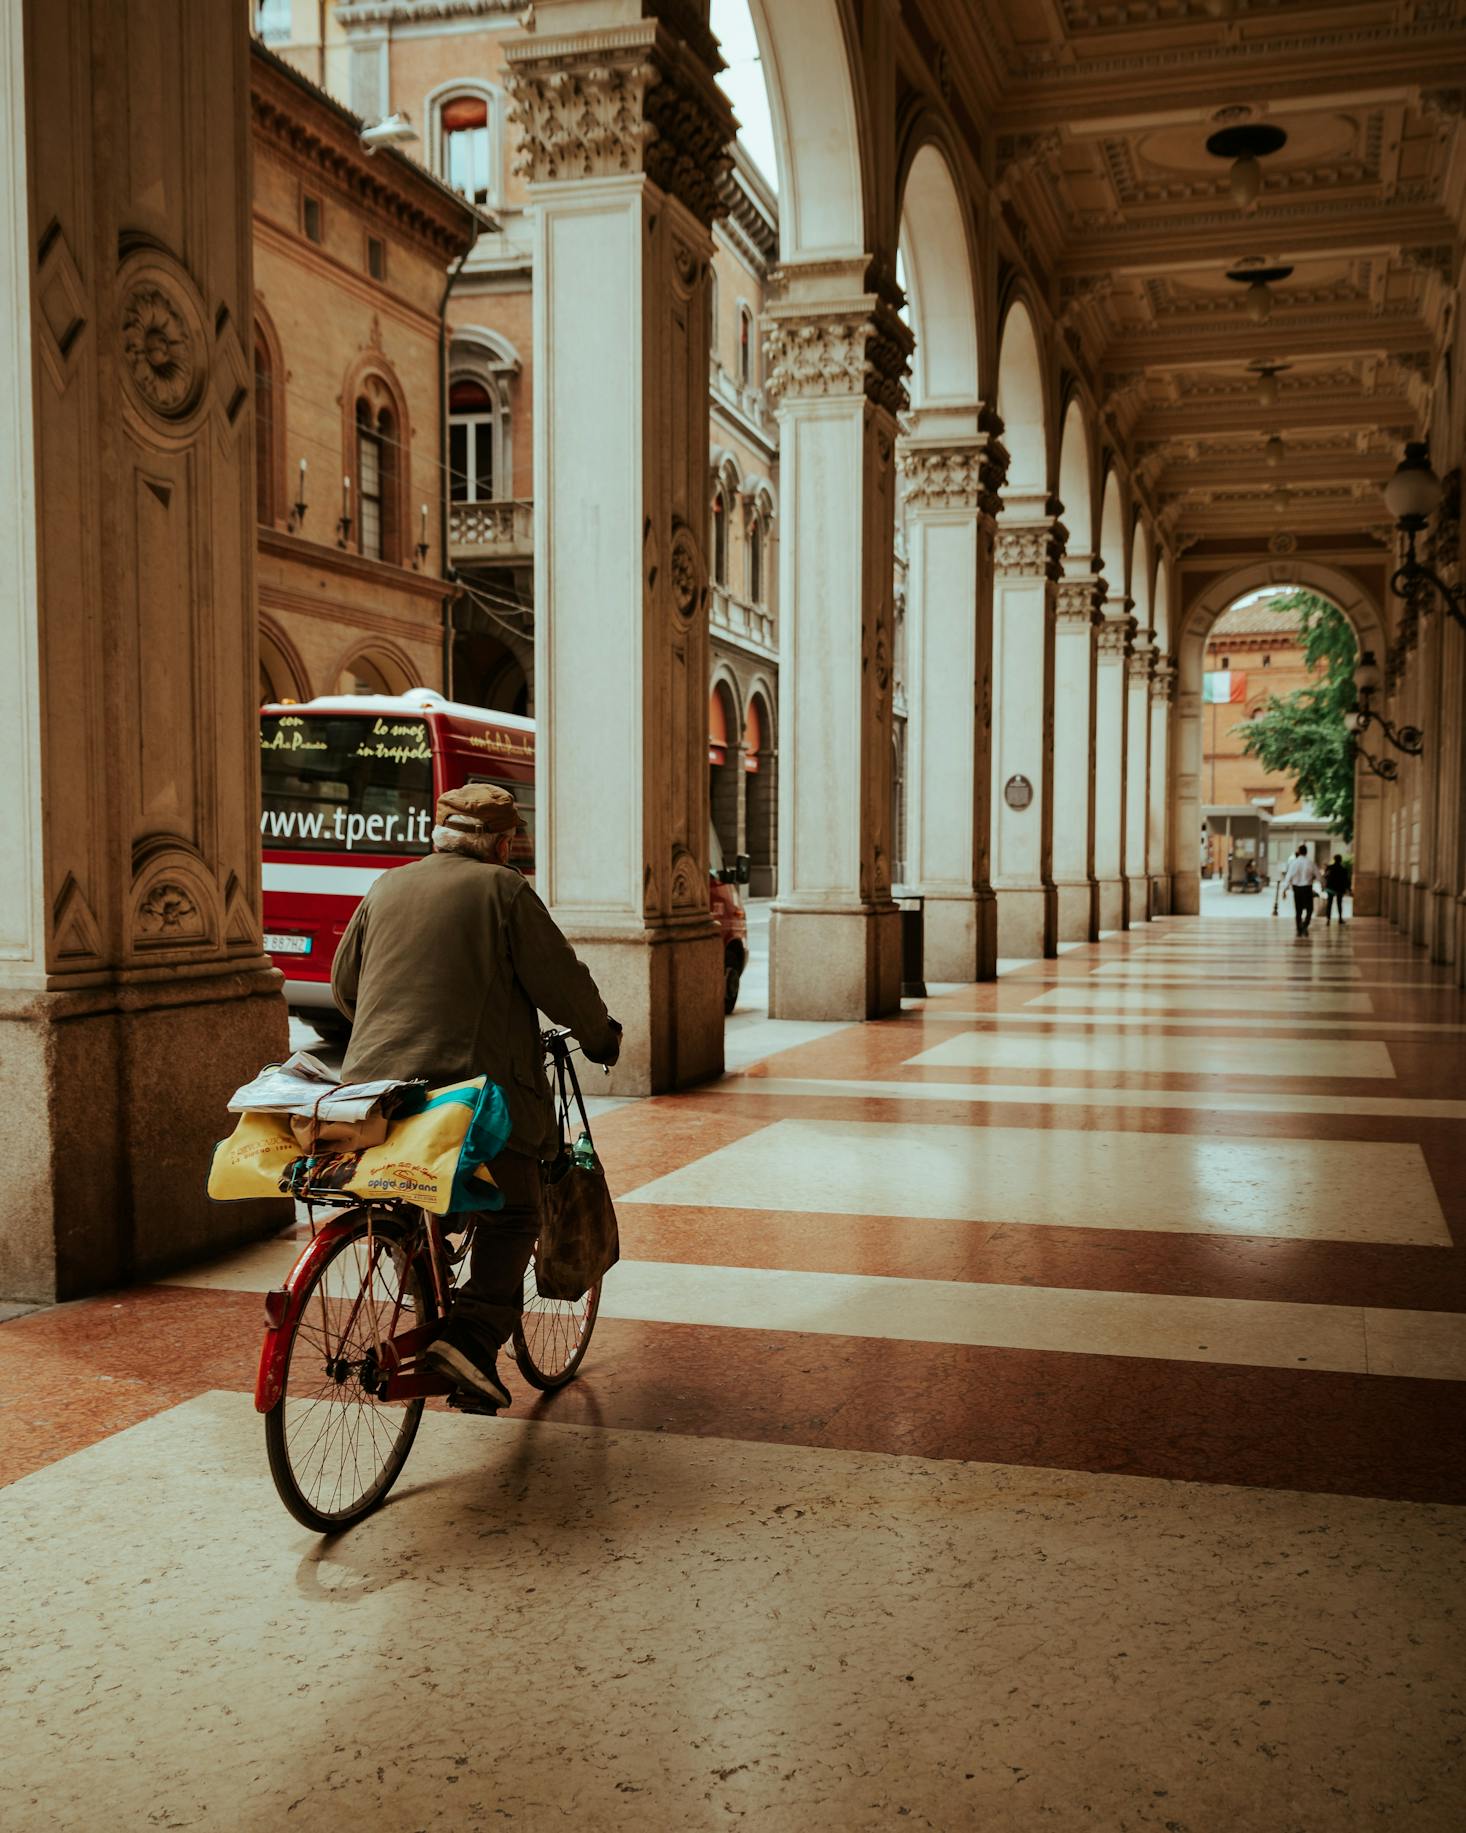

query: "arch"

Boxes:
[1057, 395, 1095, 556]
[258, 614, 311, 706]
[330, 638, 420, 698]
[994, 298, 1047, 499]
[1171, 558, 1387, 918]
[708, 675, 742, 866]
[1153, 563, 1171, 653]
[341, 350, 412, 566]
[252, 297, 286, 530]
[897, 138, 981, 412]
[743, 0, 867, 262]
[1098, 464, 1129, 597]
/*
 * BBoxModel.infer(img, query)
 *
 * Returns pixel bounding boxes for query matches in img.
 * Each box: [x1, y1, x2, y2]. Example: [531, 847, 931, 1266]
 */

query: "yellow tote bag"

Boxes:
[208, 1077, 510, 1216]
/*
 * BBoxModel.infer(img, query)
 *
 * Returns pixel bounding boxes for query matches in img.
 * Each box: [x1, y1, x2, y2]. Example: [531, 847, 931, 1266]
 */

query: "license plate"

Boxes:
[265, 933, 312, 956]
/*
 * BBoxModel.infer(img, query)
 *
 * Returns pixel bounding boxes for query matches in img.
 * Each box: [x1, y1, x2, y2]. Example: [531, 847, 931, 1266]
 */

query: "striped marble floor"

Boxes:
[2, 901, 1463, 1830]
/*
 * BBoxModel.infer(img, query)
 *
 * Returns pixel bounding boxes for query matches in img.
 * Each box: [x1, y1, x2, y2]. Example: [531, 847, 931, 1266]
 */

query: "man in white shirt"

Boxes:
[1278, 844, 1321, 936]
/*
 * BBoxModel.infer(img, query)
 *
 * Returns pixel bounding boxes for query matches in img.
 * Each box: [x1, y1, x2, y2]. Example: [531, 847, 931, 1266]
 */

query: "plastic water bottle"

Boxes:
[571, 1130, 599, 1172]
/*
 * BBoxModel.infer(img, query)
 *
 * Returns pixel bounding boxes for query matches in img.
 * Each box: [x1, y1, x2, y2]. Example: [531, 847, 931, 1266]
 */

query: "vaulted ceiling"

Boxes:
[947, 0, 1466, 546]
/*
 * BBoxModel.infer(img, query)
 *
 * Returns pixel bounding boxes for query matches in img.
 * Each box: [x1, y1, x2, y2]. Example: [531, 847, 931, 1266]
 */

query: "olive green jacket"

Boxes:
[332, 851, 616, 1158]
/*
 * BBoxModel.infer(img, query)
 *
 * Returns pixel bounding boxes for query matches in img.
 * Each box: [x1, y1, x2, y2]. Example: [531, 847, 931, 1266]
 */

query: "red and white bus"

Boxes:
[260, 690, 534, 1035]
[260, 689, 749, 1031]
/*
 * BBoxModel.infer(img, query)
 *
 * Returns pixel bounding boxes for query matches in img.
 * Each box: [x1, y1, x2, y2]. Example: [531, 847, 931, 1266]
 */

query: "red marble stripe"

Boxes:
[512, 1318, 1466, 1506]
[615, 1203, 1466, 1312]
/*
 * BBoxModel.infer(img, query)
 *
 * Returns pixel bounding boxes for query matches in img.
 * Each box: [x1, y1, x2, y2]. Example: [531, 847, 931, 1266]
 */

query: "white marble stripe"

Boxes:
[709, 1074, 1466, 1121]
[593, 1260, 1466, 1382]
[904, 1032, 1395, 1079]
[917, 1010, 1466, 1035]
[1027, 986, 1375, 1014]
[155, 1242, 1466, 1380]
[623, 1118, 1450, 1247]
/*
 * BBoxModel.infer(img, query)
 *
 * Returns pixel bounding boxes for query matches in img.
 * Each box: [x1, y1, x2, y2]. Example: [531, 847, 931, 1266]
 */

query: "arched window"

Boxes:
[356, 398, 398, 562]
[440, 93, 492, 204]
[748, 515, 763, 605]
[254, 334, 276, 527]
[711, 486, 728, 586]
[738, 306, 753, 386]
[449, 377, 496, 504]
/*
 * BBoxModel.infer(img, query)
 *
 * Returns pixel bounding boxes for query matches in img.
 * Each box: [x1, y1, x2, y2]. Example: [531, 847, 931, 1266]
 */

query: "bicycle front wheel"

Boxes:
[264, 1209, 436, 1532]
[511, 1256, 600, 1390]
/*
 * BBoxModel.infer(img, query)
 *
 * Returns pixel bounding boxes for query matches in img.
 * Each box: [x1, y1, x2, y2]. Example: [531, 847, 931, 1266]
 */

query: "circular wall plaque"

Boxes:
[1004, 774, 1034, 810]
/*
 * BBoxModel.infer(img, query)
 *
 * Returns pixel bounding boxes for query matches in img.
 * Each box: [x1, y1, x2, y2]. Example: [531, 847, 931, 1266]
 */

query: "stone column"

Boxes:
[1124, 636, 1153, 923]
[1092, 596, 1135, 932]
[1, 0, 288, 1303]
[763, 270, 911, 1019]
[1427, 476, 1461, 960]
[504, 8, 735, 1090]
[990, 502, 1064, 959]
[899, 423, 1005, 982]
[1148, 661, 1175, 915]
[1171, 666, 1203, 916]
[1051, 564, 1102, 942]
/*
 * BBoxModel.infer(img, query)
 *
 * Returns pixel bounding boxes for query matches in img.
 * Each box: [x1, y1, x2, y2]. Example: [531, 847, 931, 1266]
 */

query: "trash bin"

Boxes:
[898, 894, 926, 1000]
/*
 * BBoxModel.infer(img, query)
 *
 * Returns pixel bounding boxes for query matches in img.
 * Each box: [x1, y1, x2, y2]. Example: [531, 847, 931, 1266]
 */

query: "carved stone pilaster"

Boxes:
[503, 18, 735, 225]
[1127, 647, 1155, 683]
[762, 302, 912, 415]
[1150, 661, 1177, 703]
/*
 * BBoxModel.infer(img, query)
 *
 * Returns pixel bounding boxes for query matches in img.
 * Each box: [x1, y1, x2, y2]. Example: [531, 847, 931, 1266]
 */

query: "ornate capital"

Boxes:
[763, 303, 911, 414]
[1095, 607, 1136, 657]
[1151, 661, 1177, 703]
[994, 511, 1067, 581]
[898, 436, 1004, 520]
[504, 21, 734, 224]
[1055, 575, 1102, 624]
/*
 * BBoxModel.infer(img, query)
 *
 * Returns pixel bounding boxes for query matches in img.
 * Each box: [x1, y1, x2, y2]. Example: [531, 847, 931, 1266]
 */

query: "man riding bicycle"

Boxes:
[331, 782, 620, 1411]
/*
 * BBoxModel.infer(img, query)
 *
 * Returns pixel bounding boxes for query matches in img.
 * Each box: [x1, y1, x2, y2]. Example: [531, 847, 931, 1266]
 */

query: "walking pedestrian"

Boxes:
[1323, 854, 1351, 925]
[1277, 844, 1321, 937]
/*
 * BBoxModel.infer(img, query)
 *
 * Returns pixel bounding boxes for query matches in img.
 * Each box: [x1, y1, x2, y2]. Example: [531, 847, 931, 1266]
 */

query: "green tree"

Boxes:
[1235, 590, 1356, 839]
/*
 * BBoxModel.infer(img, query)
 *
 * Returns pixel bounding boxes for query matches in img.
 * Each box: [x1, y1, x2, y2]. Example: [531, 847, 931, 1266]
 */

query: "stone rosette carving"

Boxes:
[763, 307, 911, 415]
[669, 523, 704, 623]
[137, 881, 201, 937]
[504, 24, 734, 225]
[120, 280, 204, 420]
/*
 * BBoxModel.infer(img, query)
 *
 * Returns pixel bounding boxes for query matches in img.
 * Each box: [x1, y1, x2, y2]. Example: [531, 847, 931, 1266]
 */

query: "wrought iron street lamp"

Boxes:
[1384, 443, 1466, 631]
[1345, 649, 1423, 764]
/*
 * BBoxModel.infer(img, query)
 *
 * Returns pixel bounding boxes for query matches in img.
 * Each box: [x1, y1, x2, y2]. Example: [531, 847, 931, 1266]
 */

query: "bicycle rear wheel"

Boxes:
[511, 1257, 600, 1390]
[264, 1209, 437, 1532]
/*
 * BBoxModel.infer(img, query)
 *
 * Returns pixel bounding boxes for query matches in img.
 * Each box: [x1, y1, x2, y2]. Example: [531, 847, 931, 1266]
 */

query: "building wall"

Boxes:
[250, 44, 476, 704]
[1199, 625, 1314, 814]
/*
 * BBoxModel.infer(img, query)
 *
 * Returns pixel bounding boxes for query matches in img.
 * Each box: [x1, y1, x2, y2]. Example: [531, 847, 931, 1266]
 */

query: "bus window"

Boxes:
[261, 714, 434, 856]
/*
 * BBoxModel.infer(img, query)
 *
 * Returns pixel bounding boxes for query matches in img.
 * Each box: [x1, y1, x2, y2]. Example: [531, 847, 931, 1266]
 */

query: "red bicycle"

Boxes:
[256, 1039, 601, 1533]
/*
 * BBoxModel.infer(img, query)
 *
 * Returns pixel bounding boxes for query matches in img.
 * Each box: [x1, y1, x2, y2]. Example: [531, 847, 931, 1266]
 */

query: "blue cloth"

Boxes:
[416, 1078, 514, 1212]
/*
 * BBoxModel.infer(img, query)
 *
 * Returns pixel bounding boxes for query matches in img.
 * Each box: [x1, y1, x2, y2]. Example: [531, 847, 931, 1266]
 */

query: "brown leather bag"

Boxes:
[534, 1043, 619, 1302]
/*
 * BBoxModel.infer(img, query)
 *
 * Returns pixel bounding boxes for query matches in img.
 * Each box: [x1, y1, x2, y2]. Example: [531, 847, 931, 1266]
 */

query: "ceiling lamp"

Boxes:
[1248, 359, 1291, 406]
[1206, 123, 1288, 210]
[1265, 435, 1285, 467]
[1226, 263, 1294, 323]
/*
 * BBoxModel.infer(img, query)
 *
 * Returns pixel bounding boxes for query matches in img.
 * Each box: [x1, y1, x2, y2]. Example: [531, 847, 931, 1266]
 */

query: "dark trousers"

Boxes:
[1325, 890, 1347, 922]
[451, 1148, 542, 1353]
[1292, 886, 1315, 934]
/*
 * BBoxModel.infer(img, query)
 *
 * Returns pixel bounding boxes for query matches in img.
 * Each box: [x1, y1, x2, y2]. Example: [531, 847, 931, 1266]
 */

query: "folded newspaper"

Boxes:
[227, 1051, 425, 1125]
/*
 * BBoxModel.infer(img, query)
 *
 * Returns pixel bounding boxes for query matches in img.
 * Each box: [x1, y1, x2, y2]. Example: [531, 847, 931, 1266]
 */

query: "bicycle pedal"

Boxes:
[446, 1390, 502, 1418]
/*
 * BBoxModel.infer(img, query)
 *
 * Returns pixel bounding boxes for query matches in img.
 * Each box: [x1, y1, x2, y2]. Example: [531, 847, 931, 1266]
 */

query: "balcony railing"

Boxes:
[450, 498, 533, 561]
[711, 582, 776, 653]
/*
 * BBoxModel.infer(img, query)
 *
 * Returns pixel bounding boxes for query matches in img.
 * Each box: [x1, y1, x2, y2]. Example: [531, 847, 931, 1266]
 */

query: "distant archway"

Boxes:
[744, 686, 776, 897]
[708, 676, 742, 867]
[1173, 560, 1386, 917]
[332, 641, 418, 698]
